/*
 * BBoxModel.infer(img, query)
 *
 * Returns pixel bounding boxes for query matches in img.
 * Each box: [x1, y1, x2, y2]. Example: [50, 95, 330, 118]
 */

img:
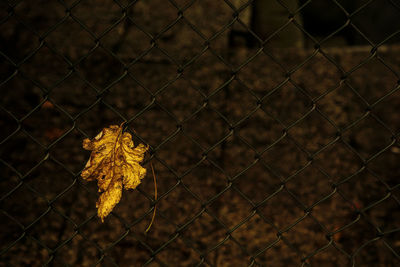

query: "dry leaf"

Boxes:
[81, 124, 148, 222]
[42, 100, 54, 109]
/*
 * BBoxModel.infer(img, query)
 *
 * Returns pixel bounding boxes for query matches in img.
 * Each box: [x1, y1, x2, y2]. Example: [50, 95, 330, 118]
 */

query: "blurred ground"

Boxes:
[1, 1, 400, 266]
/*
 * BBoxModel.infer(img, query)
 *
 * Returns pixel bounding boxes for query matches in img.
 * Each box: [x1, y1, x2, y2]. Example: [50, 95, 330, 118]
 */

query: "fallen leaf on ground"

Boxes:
[42, 100, 54, 109]
[81, 123, 148, 222]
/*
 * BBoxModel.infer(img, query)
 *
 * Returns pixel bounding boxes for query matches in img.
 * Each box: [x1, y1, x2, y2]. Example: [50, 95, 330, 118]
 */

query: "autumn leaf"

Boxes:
[81, 123, 148, 222]
[41, 100, 54, 109]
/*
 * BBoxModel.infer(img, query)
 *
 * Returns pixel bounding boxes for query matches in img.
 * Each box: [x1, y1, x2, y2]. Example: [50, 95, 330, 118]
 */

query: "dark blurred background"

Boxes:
[1, 0, 400, 266]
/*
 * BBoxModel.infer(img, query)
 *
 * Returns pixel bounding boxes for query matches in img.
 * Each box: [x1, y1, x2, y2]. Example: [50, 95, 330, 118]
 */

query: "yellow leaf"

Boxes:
[81, 123, 148, 222]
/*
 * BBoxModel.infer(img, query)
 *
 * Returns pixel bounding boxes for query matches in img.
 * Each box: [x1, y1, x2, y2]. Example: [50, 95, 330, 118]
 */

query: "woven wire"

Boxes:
[1, 0, 400, 266]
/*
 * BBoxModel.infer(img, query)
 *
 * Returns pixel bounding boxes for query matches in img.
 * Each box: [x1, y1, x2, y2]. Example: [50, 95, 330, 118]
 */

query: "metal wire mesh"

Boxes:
[1, 0, 400, 266]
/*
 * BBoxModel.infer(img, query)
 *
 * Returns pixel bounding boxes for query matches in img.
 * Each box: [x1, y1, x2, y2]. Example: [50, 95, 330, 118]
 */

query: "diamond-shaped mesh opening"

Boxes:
[258, 189, 305, 230]
[74, 102, 124, 135]
[364, 195, 400, 232]
[0, 108, 18, 141]
[0, 234, 50, 266]
[236, 108, 284, 150]
[307, 242, 350, 266]
[347, 57, 399, 103]
[1, 130, 46, 174]
[56, 235, 102, 266]
[285, 165, 334, 207]
[342, 115, 393, 160]
[157, 18, 206, 65]
[23, 158, 75, 200]
[180, 211, 226, 251]
[317, 82, 367, 129]
[79, 213, 127, 248]
[105, 170, 156, 226]
[372, 86, 400, 133]
[140, 211, 177, 251]
[376, 48, 400, 75]
[159, 183, 202, 226]
[184, 0, 232, 40]
[129, 105, 179, 147]
[183, 48, 229, 92]
[263, 82, 313, 126]
[77, 46, 125, 89]
[182, 159, 227, 202]
[21, 104, 73, 147]
[45, 16, 95, 61]
[0, 211, 24, 251]
[291, 53, 342, 99]
[0, 16, 41, 62]
[28, 208, 76, 249]
[155, 132, 203, 176]
[13, 0, 66, 36]
[352, 236, 400, 267]
[47, 128, 87, 174]
[234, 161, 282, 204]
[156, 77, 205, 121]
[2, 1, 400, 266]
[283, 214, 328, 256]
[261, 136, 309, 178]
[101, 19, 152, 63]
[127, 48, 178, 94]
[102, 76, 151, 119]
[143, 159, 179, 199]
[208, 79, 258, 125]
[71, 0, 124, 37]
[288, 110, 338, 154]
[339, 169, 389, 209]
[367, 149, 400, 188]
[333, 216, 379, 254]
[210, 133, 256, 177]
[155, 236, 203, 266]
[0, 75, 44, 118]
[231, 214, 277, 254]
[350, 0, 400, 45]
[207, 187, 252, 229]
[103, 233, 157, 266]
[130, 0, 178, 37]
[49, 73, 98, 118]
[0, 58, 15, 84]
[311, 192, 356, 232]
[51, 180, 95, 224]
[259, 237, 304, 266]
[1, 182, 49, 226]
[0, 164, 20, 198]
[20, 47, 68, 87]
[181, 106, 230, 148]
[206, 238, 253, 266]
[314, 140, 364, 181]
[235, 50, 287, 97]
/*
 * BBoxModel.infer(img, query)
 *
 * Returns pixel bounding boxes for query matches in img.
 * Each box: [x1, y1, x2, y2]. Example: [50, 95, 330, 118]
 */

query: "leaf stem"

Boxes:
[145, 161, 157, 233]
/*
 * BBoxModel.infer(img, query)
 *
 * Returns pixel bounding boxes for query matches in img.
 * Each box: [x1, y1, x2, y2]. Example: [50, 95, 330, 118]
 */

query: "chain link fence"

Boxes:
[1, 0, 400, 266]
